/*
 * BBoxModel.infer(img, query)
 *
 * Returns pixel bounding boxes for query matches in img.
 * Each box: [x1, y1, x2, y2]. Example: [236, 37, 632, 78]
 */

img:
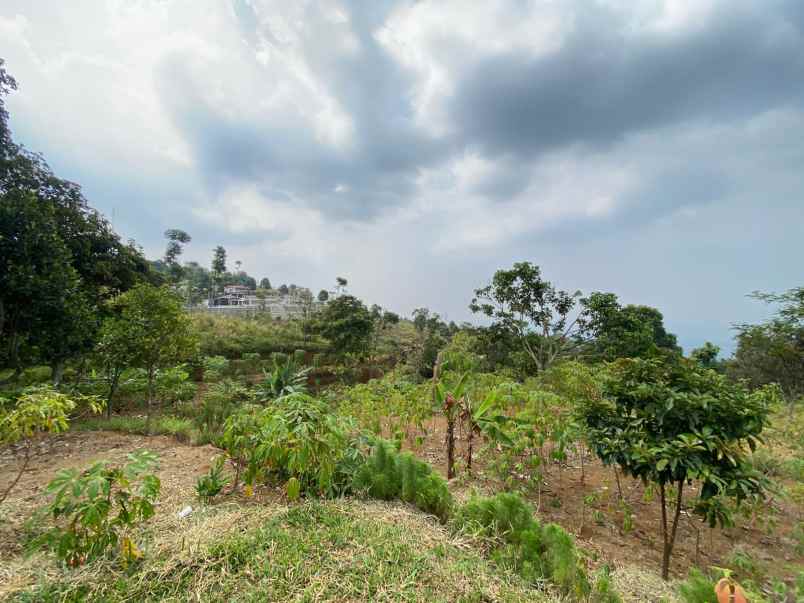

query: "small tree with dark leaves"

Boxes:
[580, 355, 778, 580]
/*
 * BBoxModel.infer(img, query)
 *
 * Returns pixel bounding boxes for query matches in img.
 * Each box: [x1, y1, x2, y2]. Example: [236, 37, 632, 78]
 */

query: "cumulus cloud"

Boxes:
[1, 0, 802, 352]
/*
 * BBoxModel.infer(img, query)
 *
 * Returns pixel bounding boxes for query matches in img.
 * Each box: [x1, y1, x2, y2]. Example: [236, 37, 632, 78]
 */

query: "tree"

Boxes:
[691, 341, 721, 370]
[315, 295, 373, 356]
[278, 284, 289, 295]
[470, 262, 581, 373]
[579, 292, 680, 361]
[114, 284, 197, 428]
[163, 229, 191, 282]
[259, 277, 272, 290]
[335, 276, 348, 295]
[367, 304, 400, 365]
[580, 355, 777, 580]
[317, 289, 329, 302]
[1, 62, 153, 378]
[410, 308, 450, 378]
[731, 287, 804, 401]
[95, 308, 136, 418]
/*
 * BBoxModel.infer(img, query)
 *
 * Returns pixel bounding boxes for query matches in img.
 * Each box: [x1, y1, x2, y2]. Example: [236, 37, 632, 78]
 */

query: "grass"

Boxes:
[8, 500, 556, 602]
[72, 415, 198, 443]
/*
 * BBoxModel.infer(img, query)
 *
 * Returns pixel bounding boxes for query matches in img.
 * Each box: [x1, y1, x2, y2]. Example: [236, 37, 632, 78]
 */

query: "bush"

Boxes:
[353, 440, 453, 522]
[677, 568, 717, 603]
[221, 393, 359, 496]
[590, 566, 623, 603]
[154, 365, 197, 404]
[194, 379, 252, 442]
[453, 492, 590, 598]
[255, 354, 310, 401]
[202, 356, 230, 382]
[31, 450, 160, 566]
[196, 456, 229, 501]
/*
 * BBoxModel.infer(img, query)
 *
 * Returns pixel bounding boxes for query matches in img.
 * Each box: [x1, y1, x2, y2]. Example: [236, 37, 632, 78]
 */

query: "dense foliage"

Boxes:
[581, 355, 778, 579]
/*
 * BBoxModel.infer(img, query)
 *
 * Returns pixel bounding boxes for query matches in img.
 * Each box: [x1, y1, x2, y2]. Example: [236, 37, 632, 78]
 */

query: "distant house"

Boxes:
[203, 284, 331, 319]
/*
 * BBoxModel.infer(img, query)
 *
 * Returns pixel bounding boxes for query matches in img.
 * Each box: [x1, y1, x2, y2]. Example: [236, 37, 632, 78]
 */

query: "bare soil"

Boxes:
[1, 422, 800, 599]
[0, 431, 220, 559]
[401, 416, 803, 584]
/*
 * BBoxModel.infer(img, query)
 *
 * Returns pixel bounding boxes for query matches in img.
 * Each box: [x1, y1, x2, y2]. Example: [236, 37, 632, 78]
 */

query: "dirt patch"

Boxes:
[0, 431, 221, 559]
[396, 416, 803, 584]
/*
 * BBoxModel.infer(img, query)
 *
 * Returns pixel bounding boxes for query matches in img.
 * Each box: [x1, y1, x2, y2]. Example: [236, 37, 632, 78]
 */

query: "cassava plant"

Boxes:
[0, 386, 103, 505]
[581, 355, 779, 580]
[32, 450, 160, 566]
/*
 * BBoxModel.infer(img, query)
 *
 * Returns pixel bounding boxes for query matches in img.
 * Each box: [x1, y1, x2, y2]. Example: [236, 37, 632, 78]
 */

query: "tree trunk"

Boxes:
[660, 483, 669, 580]
[466, 426, 474, 474]
[446, 416, 456, 479]
[0, 444, 31, 505]
[51, 359, 65, 387]
[660, 480, 685, 580]
[106, 370, 121, 419]
[146, 368, 155, 432]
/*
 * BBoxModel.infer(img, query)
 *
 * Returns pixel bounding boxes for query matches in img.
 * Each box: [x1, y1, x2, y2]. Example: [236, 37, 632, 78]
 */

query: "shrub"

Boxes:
[202, 356, 230, 382]
[255, 354, 310, 401]
[677, 568, 717, 603]
[1, 386, 103, 504]
[31, 450, 160, 566]
[195, 379, 252, 441]
[453, 492, 590, 598]
[154, 365, 197, 404]
[221, 394, 358, 496]
[196, 456, 229, 502]
[353, 440, 453, 522]
[590, 566, 623, 603]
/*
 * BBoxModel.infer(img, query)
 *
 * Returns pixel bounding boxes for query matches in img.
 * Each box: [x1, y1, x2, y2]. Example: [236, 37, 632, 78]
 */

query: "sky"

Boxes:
[2, 0, 802, 355]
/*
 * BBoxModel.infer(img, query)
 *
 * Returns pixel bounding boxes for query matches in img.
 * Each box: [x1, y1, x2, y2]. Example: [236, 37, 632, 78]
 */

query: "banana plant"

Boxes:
[460, 389, 513, 474]
[434, 368, 470, 479]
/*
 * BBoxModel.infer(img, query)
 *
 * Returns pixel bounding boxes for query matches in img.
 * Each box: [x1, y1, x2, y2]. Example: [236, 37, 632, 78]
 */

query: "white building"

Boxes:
[203, 285, 328, 319]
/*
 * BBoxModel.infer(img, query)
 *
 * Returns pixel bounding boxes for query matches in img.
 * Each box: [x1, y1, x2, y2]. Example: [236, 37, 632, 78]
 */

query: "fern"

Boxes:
[353, 440, 453, 521]
[453, 492, 591, 598]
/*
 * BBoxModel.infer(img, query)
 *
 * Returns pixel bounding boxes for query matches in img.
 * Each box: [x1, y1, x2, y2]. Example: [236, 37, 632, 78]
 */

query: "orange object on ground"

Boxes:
[715, 578, 748, 603]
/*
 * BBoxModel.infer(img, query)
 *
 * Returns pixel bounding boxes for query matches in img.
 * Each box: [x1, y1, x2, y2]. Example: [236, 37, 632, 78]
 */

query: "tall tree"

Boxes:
[470, 262, 581, 373]
[317, 289, 329, 302]
[335, 276, 348, 295]
[210, 246, 227, 300]
[259, 277, 272, 290]
[579, 292, 680, 361]
[315, 295, 373, 357]
[691, 341, 721, 370]
[1, 61, 153, 377]
[163, 229, 191, 282]
[731, 287, 804, 400]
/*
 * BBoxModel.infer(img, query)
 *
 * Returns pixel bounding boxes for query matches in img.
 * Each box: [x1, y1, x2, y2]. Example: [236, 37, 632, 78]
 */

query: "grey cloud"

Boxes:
[450, 1, 804, 157]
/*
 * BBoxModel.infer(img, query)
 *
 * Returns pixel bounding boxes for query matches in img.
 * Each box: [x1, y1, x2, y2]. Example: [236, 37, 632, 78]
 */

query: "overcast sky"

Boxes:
[2, 0, 802, 354]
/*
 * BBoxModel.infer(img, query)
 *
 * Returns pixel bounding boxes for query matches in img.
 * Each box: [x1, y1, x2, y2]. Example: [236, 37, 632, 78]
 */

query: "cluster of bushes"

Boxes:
[191, 314, 328, 359]
[193, 393, 600, 599]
